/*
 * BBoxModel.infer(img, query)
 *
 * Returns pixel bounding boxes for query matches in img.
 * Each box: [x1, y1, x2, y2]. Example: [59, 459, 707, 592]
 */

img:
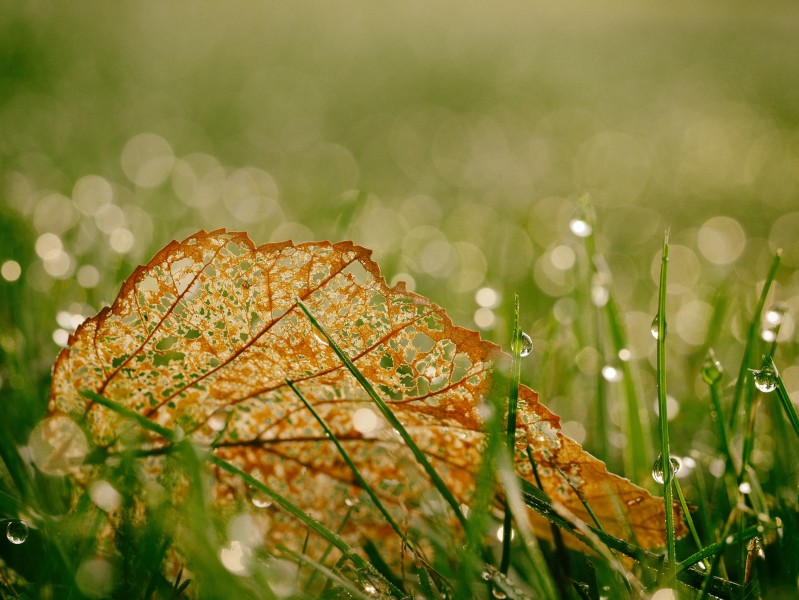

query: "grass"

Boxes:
[0, 202, 797, 599]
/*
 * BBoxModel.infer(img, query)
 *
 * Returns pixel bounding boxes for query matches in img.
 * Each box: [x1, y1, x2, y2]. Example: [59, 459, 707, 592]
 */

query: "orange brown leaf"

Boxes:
[49, 229, 678, 558]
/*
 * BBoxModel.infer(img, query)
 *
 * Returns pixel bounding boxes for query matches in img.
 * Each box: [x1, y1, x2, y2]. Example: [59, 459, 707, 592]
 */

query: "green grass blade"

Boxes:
[499, 294, 522, 575]
[605, 294, 653, 482]
[655, 231, 676, 577]
[286, 379, 406, 541]
[277, 544, 377, 600]
[774, 366, 799, 441]
[728, 250, 782, 432]
[296, 300, 467, 528]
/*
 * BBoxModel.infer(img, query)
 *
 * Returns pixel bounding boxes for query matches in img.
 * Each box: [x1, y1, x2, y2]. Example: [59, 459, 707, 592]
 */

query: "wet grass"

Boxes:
[0, 205, 797, 599]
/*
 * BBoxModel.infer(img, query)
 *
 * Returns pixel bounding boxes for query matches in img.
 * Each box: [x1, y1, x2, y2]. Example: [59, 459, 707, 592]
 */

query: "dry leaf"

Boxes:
[49, 229, 678, 559]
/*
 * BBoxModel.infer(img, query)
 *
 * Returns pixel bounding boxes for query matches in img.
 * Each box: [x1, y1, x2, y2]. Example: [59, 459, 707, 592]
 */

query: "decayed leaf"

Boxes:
[49, 229, 678, 560]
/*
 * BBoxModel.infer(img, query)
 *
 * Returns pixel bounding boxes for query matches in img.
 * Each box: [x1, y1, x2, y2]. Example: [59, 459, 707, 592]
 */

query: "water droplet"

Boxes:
[208, 407, 230, 432]
[569, 218, 592, 238]
[250, 490, 273, 509]
[650, 314, 662, 340]
[747, 537, 766, 560]
[6, 520, 29, 544]
[738, 482, 752, 495]
[651, 454, 682, 484]
[312, 330, 329, 347]
[517, 332, 533, 357]
[765, 303, 787, 326]
[601, 365, 623, 382]
[363, 583, 377, 596]
[761, 328, 777, 343]
[750, 357, 778, 393]
[701, 350, 724, 385]
[617, 348, 631, 362]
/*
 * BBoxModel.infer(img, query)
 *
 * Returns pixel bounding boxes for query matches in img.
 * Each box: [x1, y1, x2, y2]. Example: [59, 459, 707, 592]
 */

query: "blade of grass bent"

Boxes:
[297, 300, 467, 528]
[655, 231, 676, 577]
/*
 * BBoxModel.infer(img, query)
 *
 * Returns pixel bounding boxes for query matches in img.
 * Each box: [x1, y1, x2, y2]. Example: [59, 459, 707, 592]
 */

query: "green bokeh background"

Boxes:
[2, 1, 799, 475]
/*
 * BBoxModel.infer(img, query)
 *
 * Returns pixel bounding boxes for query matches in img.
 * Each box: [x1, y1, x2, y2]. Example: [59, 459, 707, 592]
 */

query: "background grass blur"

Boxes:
[1, 1, 799, 596]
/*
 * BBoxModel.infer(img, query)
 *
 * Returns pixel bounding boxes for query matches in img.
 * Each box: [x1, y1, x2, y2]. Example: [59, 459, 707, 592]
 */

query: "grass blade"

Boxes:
[296, 299, 467, 528]
[774, 364, 799, 440]
[499, 294, 523, 575]
[286, 379, 407, 541]
[728, 250, 782, 433]
[654, 231, 676, 577]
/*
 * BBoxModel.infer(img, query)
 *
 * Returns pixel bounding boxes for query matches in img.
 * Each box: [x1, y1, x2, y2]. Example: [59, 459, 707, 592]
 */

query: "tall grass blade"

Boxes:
[286, 379, 406, 541]
[655, 231, 676, 576]
[728, 250, 782, 432]
[297, 299, 467, 528]
[499, 294, 523, 575]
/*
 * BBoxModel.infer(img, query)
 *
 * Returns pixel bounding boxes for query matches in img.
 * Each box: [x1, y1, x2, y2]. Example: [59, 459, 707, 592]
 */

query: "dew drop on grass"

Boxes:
[250, 490, 273, 509]
[650, 314, 661, 340]
[701, 350, 724, 385]
[569, 218, 592, 238]
[739, 482, 752, 494]
[6, 520, 28, 544]
[208, 407, 230, 432]
[750, 358, 778, 393]
[765, 303, 787, 326]
[312, 330, 329, 347]
[517, 332, 533, 357]
[651, 454, 681, 484]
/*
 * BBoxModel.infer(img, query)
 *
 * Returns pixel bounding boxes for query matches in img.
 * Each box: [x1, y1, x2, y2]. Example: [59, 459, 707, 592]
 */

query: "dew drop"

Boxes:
[765, 303, 787, 327]
[738, 482, 752, 495]
[750, 357, 778, 393]
[6, 520, 29, 544]
[651, 454, 682, 484]
[650, 314, 662, 340]
[517, 332, 533, 357]
[312, 330, 329, 347]
[569, 218, 592, 238]
[701, 350, 724, 385]
[250, 490, 273, 509]
[747, 537, 766, 560]
[208, 407, 230, 432]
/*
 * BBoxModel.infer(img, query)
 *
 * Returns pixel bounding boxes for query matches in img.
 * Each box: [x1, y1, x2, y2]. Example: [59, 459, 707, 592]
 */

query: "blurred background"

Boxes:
[2, 0, 799, 477]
